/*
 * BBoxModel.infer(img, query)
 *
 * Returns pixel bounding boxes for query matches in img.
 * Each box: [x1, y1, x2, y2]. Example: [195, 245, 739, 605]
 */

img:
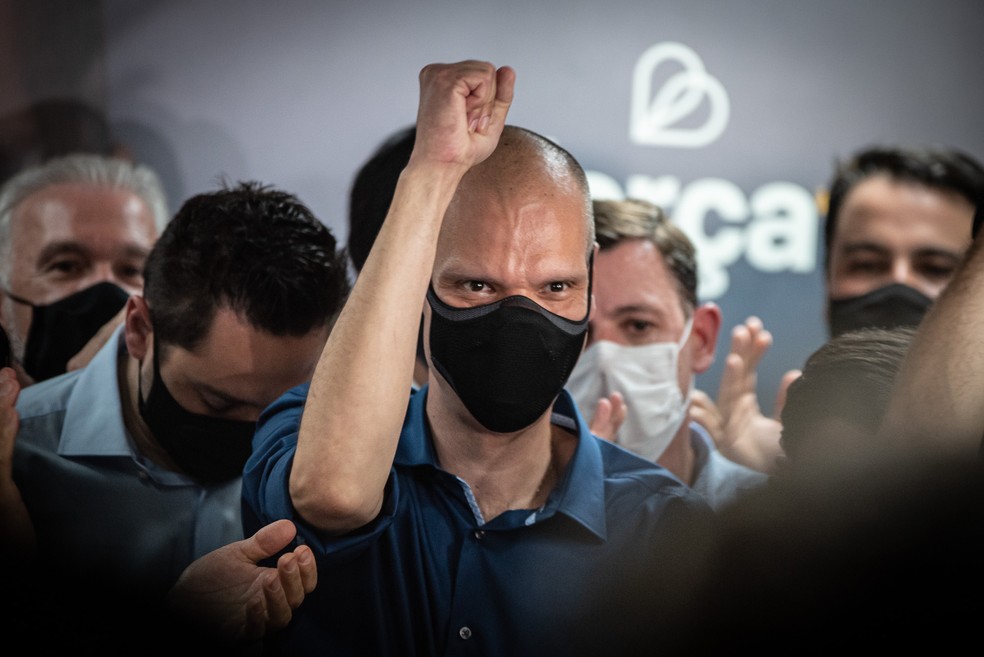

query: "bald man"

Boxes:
[243, 61, 710, 656]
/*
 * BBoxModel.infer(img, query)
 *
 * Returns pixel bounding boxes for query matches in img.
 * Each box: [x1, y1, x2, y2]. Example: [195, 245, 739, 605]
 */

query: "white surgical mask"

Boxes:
[566, 317, 693, 462]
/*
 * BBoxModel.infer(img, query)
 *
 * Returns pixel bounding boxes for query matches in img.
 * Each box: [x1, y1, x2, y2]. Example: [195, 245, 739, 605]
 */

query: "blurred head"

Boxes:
[779, 325, 916, 468]
[424, 126, 593, 433]
[824, 145, 984, 337]
[0, 153, 168, 381]
[0, 98, 125, 186]
[124, 181, 350, 482]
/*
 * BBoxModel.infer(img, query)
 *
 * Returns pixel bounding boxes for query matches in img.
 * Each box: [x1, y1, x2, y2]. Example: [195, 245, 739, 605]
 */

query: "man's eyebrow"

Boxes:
[35, 241, 89, 266]
[610, 303, 664, 318]
[911, 247, 963, 261]
[838, 241, 891, 256]
[34, 241, 152, 266]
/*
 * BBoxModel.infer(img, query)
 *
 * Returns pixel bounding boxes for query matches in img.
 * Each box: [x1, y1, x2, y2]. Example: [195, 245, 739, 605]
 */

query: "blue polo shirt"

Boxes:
[243, 384, 711, 656]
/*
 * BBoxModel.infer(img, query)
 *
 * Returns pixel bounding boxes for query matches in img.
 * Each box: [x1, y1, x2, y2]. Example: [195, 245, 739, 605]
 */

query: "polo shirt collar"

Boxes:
[394, 386, 608, 541]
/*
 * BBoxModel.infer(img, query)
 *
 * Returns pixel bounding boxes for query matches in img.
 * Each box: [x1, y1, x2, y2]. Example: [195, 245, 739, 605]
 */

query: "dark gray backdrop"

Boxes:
[93, 0, 984, 411]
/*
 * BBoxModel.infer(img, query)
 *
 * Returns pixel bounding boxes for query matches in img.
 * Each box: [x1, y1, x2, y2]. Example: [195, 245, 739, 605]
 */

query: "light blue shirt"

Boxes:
[13, 326, 242, 598]
[689, 421, 769, 511]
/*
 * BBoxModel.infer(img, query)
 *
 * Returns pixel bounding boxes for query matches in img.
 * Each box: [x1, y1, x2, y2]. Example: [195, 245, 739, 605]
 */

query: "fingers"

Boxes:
[264, 545, 316, 633]
[0, 368, 21, 460]
[729, 316, 772, 372]
[295, 544, 317, 594]
[263, 556, 294, 630]
[413, 60, 514, 168]
[772, 368, 802, 420]
[688, 389, 724, 445]
[489, 66, 516, 132]
[588, 392, 626, 442]
[241, 518, 297, 563]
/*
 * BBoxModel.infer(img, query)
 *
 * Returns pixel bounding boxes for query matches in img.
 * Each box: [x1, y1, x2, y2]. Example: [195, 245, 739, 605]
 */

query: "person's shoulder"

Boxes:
[596, 437, 697, 501]
[258, 381, 312, 420]
[15, 369, 83, 420]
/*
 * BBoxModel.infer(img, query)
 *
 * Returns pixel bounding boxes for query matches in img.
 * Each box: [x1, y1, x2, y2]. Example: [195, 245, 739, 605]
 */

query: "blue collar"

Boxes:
[394, 386, 608, 540]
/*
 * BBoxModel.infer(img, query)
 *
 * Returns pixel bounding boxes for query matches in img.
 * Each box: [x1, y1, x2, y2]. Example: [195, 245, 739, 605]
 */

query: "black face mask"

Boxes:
[138, 339, 256, 485]
[827, 283, 933, 338]
[4, 282, 130, 382]
[427, 284, 590, 434]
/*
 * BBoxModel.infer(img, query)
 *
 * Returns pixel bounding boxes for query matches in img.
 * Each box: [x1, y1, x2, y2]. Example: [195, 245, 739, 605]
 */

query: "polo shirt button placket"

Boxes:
[459, 626, 472, 640]
[473, 529, 485, 540]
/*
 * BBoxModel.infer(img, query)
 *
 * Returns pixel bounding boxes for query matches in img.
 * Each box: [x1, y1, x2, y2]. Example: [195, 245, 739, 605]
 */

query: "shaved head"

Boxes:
[448, 126, 594, 259]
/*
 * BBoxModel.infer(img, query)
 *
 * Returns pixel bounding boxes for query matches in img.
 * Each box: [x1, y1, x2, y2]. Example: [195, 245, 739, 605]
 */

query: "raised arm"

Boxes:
[289, 61, 515, 533]
[879, 221, 984, 456]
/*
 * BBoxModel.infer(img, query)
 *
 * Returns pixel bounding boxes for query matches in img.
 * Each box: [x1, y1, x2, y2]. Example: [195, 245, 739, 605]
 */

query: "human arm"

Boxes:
[288, 61, 515, 533]
[879, 227, 984, 455]
[165, 518, 317, 645]
[689, 317, 799, 473]
[0, 366, 36, 561]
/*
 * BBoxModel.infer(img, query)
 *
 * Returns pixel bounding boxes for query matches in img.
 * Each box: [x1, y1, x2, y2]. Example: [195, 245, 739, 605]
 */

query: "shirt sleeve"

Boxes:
[241, 381, 400, 559]
[241, 382, 309, 536]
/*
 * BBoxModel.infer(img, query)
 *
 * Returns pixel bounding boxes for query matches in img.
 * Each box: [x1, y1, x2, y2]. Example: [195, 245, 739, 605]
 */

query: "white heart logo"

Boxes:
[630, 42, 730, 148]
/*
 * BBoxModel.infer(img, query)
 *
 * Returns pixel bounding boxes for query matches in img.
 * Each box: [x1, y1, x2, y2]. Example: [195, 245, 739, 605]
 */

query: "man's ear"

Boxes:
[587, 242, 599, 322]
[123, 296, 153, 360]
[688, 302, 722, 374]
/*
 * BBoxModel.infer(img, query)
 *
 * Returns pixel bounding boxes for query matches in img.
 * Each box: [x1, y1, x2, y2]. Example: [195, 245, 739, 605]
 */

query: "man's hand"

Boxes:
[411, 60, 515, 172]
[0, 366, 35, 561]
[165, 519, 317, 644]
[588, 392, 627, 442]
[689, 317, 800, 473]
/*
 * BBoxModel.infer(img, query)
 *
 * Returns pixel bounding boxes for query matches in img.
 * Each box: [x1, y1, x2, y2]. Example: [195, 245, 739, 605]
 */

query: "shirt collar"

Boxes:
[395, 386, 608, 541]
[59, 325, 132, 457]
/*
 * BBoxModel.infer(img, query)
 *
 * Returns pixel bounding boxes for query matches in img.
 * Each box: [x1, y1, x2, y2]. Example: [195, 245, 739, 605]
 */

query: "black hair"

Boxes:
[347, 125, 416, 273]
[824, 145, 984, 269]
[143, 181, 351, 349]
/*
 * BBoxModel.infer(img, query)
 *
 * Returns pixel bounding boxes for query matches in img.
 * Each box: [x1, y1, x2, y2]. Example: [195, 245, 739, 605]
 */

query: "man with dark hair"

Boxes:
[244, 60, 709, 656]
[8, 181, 350, 604]
[779, 326, 915, 468]
[692, 144, 984, 473]
[824, 144, 984, 337]
[347, 124, 415, 274]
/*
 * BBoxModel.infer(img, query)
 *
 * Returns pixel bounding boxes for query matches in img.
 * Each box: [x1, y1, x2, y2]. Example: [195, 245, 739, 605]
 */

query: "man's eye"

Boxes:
[918, 263, 957, 280]
[548, 282, 567, 293]
[846, 260, 883, 274]
[626, 320, 654, 334]
[466, 281, 487, 292]
[48, 259, 85, 275]
[118, 264, 145, 280]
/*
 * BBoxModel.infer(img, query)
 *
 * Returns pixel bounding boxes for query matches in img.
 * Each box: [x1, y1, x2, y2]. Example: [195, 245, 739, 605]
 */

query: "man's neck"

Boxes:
[118, 350, 179, 470]
[656, 422, 696, 486]
[426, 384, 576, 522]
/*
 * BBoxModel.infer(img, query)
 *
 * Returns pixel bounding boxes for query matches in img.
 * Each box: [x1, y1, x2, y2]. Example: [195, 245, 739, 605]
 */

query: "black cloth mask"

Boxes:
[4, 281, 130, 382]
[427, 284, 590, 434]
[138, 338, 257, 485]
[827, 283, 933, 338]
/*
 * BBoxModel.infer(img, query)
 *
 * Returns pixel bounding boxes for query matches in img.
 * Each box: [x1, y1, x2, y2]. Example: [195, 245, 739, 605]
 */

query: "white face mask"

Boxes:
[566, 317, 693, 462]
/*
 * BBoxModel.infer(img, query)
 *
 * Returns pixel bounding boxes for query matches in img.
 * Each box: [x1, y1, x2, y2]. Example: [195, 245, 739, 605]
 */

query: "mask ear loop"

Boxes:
[2, 289, 35, 307]
[674, 313, 696, 408]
